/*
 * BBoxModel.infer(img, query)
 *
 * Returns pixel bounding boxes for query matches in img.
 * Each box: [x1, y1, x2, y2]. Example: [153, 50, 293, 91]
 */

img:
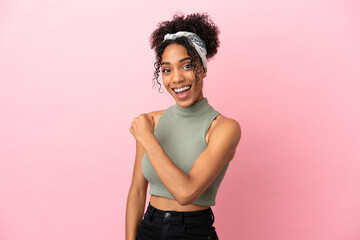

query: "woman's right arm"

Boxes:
[126, 139, 148, 240]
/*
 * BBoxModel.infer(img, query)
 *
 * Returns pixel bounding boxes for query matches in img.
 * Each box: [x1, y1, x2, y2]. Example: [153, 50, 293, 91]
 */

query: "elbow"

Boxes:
[177, 197, 192, 206]
[176, 187, 198, 206]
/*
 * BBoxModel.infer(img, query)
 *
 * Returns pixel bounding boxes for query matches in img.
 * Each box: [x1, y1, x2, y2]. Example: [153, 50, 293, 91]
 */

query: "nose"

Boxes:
[172, 68, 185, 83]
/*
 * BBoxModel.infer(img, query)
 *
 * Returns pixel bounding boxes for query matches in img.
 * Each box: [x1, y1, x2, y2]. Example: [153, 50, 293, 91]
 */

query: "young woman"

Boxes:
[126, 12, 241, 240]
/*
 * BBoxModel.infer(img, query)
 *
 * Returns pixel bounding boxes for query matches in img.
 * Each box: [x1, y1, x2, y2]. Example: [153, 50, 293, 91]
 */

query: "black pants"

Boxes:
[136, 202, 219, 240]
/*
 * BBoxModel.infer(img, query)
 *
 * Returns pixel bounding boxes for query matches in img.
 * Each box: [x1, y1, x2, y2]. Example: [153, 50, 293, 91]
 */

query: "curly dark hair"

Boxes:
[149, 12, 220, 92]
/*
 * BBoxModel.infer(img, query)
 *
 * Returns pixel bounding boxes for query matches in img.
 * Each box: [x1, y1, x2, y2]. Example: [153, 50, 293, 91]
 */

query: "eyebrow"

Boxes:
[161, 57, 191, 66]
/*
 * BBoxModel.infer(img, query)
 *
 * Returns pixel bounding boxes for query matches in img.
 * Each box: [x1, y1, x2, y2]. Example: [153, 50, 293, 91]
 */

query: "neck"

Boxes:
[174, 98, 210, 117]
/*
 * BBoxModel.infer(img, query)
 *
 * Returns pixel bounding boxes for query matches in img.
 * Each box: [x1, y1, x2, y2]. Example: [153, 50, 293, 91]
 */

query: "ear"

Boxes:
[202, 68, 207, 78]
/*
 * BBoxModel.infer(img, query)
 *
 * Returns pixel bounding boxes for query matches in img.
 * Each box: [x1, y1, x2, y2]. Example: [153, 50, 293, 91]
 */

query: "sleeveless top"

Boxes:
[142, 98, 230, 206]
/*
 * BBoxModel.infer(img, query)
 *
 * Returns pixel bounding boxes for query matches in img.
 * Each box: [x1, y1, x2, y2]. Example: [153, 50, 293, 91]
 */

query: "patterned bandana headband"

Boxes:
[163, 31, 207, 72]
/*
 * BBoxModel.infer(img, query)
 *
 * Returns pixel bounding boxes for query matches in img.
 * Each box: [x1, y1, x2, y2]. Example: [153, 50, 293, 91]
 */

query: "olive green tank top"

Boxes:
[142, 98, 230, 206]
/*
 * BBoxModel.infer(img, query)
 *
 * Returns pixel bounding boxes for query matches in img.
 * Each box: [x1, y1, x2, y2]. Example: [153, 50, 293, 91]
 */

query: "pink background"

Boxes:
[1, 0, 359, 239]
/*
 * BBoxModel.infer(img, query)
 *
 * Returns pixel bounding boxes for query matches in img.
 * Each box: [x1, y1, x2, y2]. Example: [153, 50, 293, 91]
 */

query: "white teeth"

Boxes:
[174, 86, 190, 93]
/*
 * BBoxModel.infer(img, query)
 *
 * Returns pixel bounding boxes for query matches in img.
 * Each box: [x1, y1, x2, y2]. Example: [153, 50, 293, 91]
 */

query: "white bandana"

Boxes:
[163, 31, 207, 72]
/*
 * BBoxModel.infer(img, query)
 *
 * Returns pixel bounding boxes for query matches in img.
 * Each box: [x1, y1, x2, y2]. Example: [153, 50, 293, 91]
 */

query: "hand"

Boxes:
[129, 113, 155, 144]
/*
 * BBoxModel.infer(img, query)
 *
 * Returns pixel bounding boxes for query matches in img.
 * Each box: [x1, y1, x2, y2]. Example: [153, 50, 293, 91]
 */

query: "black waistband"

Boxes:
[144, 202, 215, 225]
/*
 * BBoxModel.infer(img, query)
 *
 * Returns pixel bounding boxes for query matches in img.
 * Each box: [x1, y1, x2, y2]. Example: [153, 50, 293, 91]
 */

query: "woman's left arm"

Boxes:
[130, 113, 241, 206]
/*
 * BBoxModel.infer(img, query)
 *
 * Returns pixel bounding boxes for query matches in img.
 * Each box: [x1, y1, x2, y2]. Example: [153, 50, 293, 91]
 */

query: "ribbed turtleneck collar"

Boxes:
[173, 98, 211, 117]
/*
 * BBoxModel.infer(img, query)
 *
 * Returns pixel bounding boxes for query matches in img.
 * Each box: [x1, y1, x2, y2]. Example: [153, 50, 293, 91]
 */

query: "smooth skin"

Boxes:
[125, 43, 241, 240]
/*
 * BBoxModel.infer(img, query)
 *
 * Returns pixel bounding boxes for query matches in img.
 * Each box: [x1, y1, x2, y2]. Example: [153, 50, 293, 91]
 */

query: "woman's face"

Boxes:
[160, 43, 206, 108]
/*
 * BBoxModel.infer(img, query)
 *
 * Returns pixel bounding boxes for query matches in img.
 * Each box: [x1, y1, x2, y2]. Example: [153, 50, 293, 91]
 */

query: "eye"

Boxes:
[162, 69, 170, 73]
[183, 64, 191, 70]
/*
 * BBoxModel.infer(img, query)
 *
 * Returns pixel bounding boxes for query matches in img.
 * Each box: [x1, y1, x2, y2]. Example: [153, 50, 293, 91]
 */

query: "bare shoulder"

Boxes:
[214, 114, 240, 127]
[147, 109, 166, 127]
[209, 114, 241, 146]
[207, 115, 241, 162]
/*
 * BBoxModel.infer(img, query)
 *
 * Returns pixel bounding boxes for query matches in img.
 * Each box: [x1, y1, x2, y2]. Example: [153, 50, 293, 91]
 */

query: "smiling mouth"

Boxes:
[172, 85, 192, 93]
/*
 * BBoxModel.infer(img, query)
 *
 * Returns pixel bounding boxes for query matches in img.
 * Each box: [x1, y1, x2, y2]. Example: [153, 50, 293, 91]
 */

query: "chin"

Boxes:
[174, 97, 194, 108]
[176, 101, 191, 108]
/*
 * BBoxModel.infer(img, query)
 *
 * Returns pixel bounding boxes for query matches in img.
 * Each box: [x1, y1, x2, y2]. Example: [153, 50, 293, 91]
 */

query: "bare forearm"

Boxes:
[125, 189, 147, 240]
[142, 134, 193, 204]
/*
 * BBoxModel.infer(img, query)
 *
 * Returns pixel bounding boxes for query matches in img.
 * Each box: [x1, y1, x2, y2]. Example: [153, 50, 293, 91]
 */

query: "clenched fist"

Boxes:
[129, 113, 155, 144]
